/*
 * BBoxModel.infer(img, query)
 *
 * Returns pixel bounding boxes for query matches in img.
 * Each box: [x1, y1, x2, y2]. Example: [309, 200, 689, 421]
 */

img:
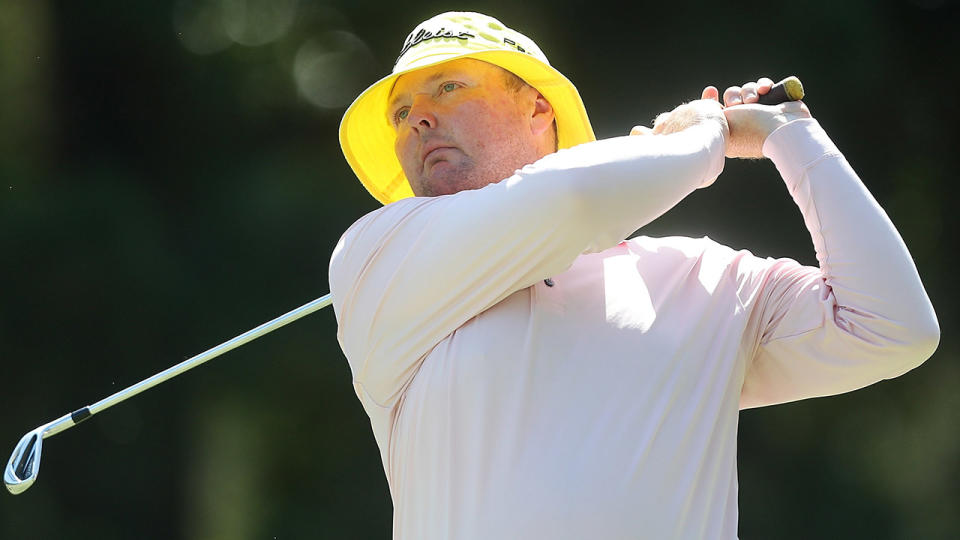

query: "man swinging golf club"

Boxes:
[330, 11, 939, 539]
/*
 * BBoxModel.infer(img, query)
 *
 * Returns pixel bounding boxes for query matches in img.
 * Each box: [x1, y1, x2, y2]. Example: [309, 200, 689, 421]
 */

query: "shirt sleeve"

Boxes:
[331, 125, 726, 408]
[739, 119, 940, 409]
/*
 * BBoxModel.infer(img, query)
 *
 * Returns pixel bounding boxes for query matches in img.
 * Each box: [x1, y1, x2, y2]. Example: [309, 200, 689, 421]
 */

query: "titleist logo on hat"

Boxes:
[397, 26, 530, 62]
[398, 27, 474, 59]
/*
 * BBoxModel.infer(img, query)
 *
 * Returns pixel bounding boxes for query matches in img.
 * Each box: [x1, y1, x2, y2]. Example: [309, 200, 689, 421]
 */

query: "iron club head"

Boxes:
[5, 428, 43, 495]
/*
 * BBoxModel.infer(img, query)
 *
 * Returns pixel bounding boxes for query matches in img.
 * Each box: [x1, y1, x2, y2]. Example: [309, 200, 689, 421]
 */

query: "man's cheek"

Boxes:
[396, 139, 419, 173]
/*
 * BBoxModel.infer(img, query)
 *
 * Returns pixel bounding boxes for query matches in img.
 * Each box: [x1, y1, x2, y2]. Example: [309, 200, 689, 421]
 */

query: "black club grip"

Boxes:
[756, 76, 805, 105]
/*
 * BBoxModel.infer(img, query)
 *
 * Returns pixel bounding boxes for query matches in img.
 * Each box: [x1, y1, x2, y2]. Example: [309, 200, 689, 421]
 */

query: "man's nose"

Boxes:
[407, 95, 437, 131]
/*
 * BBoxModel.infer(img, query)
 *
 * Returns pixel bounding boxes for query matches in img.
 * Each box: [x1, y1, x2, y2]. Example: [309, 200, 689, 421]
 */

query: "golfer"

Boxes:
[330, 11, 939, 539]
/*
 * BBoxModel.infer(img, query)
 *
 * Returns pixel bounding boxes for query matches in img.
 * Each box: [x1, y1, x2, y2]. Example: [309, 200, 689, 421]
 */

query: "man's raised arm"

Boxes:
[330, 107, 727, 408]
[721, 88, 940, 407]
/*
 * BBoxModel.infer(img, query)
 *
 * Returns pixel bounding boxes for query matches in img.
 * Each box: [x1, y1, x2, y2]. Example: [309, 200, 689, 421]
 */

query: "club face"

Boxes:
[5, 429, 42, 495]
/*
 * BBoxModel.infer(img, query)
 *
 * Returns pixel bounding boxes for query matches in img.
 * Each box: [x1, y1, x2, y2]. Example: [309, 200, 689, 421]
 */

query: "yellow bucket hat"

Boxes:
[338, 11, 596, 205]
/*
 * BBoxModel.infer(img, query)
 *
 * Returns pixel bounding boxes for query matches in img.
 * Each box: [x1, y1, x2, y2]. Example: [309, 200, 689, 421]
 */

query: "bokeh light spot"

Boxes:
[221, 0, 297, 47]
[293, 31, 376, 110]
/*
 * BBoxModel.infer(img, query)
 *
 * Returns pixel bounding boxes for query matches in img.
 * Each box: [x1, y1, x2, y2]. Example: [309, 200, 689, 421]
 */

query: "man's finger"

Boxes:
[701, 86, 720, 101]
[757, 77, 774, 94]
[741, 82, 760, 104]
[630, 125, 654, 136]
[723, 86, 743, 106]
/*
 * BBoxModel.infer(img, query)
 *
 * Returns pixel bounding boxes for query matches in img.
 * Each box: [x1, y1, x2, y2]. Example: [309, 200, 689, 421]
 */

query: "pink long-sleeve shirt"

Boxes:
[329, 119, 939, 539]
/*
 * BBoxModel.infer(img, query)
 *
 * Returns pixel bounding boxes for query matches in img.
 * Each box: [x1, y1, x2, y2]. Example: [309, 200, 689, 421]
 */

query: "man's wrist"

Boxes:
[762, 118, 833, 163]
[762, 118, 841, 189]
[682, 122, 727, 188]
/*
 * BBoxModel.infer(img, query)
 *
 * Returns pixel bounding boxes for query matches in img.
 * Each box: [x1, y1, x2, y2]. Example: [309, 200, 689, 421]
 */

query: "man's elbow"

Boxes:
[907, 310, 941, 366]
[883, 310, 940, 377]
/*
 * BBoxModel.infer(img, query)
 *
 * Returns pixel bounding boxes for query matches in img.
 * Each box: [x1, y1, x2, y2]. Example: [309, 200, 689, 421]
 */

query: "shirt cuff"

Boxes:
[688, 122, 727, 188]
[762, 118, 841, 186]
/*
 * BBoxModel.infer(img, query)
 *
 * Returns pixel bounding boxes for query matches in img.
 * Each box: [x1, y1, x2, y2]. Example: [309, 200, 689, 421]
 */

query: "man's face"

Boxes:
[388, 58, 544, 197]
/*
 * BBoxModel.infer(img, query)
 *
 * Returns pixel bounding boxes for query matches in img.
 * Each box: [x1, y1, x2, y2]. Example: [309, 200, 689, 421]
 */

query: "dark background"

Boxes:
[1, 0, 957, 538]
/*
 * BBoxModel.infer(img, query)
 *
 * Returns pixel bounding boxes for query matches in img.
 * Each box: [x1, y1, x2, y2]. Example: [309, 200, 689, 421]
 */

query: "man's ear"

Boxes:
[529, 91, 555, 138]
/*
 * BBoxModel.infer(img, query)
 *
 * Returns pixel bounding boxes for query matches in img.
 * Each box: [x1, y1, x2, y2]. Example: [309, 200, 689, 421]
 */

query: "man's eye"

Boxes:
[441, 82, 458, 93]
[395, 108, 409, 124]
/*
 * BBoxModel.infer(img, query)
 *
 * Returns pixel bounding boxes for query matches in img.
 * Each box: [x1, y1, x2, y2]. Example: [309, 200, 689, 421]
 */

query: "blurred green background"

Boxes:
[1, 0, 957, 538]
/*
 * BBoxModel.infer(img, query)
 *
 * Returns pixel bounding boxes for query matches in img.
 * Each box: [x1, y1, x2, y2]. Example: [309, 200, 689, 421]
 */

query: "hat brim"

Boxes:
[339, 49, 595, 205]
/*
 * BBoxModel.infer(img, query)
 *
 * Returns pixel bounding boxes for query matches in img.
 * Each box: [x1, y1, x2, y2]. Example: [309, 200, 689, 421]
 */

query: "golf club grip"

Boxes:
[756, 76, 804, 105]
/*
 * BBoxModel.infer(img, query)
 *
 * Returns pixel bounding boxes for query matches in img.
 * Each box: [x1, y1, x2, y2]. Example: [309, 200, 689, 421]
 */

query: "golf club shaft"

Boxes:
[50, 293, 333, 439]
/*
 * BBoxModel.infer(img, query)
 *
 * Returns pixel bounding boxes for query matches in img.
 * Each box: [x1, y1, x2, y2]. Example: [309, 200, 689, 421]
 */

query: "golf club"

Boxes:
[4, 293, 332, 495]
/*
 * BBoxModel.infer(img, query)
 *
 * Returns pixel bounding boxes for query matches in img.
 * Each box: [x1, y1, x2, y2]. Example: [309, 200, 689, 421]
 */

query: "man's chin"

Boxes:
[417, 180, 464, 197]
[417, 165, 473, 196]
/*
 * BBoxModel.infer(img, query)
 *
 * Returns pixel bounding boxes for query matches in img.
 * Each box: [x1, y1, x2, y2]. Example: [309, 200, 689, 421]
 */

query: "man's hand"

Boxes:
[717, 77, 812, 158]
[630, 90, 729, 141]
[631, 79, 811, 159]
